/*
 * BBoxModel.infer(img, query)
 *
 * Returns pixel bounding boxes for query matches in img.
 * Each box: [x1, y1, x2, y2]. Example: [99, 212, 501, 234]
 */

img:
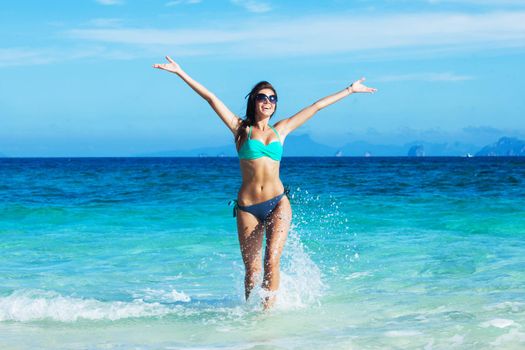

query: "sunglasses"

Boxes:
[255, 93, 278, 104]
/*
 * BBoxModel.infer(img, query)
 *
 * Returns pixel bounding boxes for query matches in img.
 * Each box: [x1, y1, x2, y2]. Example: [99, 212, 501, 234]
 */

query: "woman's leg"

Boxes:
[236, 209, 264, 300]
[262, 196, 292, 309]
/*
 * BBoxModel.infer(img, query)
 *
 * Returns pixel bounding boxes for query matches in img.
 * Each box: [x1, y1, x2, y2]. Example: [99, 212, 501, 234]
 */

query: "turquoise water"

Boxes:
[1, 157, 524, 349]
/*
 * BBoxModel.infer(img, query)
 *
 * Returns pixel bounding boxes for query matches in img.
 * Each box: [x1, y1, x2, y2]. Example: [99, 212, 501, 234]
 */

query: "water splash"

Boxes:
[288, 186, 359, 276]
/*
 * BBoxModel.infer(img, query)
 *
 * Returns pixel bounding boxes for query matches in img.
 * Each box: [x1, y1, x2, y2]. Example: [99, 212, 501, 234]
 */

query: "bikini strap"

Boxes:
[228, 199, 238, 217]
[247, 126, 253, 139]
[269, 125, 281, 142]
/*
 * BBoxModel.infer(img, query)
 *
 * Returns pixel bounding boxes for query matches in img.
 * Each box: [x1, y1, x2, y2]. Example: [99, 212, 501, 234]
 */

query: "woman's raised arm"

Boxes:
[153, 56, 241, 134]
[274, 78, 377, 138]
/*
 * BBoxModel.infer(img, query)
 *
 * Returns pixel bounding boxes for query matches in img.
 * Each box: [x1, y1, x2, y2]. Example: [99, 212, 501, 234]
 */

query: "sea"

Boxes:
[1, 157, 524, 350]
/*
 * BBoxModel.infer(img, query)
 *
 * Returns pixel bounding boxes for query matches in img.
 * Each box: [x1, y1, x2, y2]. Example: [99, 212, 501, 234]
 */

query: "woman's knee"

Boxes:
[245, 262, 262, 276]
[264, 256, 280, 272]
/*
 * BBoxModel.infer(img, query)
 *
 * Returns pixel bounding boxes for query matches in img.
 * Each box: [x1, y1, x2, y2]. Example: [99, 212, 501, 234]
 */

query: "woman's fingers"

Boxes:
[350, 77, 377, 93]
[352, 77, 366, 85]
[152, 55, 176, 69]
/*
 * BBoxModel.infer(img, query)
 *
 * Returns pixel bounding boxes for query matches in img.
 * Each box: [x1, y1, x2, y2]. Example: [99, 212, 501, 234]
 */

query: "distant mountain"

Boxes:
[339, 140, 405, 156]
[138, 144, 236, 157]
[138, 134, 340, 157]
[339, 140, 478, 156]
[135, 134, 483, 157]
[403, 140, 479, 157]
[408, 145, 425, 157]
[282, 134, 338, 156]
[475, 137, 525, 156]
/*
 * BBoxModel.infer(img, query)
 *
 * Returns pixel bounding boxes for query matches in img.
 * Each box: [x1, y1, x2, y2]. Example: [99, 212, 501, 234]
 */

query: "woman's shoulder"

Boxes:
[271, 121, 287, 137]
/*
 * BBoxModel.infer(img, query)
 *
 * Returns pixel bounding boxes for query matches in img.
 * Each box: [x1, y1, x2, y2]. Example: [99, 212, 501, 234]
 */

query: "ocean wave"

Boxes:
[0, 289, 173, 322]
[134, 288, 191, 303]
[490, 329, 525, 347]
[384, 330, 422, 337]
[344, 271, 372, 280]
[484, 301, 525, 313]
[480, 318, 515, 329]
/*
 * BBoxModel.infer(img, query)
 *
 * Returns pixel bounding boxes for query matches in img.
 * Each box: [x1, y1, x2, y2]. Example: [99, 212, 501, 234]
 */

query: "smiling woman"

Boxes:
[153, 55, 376, 309]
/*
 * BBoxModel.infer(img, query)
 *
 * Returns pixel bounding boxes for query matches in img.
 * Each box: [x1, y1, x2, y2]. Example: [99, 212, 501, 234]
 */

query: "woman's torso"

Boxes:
[237, 125, 284, 206]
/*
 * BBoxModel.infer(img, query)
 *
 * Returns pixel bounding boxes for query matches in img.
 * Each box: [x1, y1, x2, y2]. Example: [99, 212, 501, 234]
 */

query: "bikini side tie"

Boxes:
[228, 200, 238, 217]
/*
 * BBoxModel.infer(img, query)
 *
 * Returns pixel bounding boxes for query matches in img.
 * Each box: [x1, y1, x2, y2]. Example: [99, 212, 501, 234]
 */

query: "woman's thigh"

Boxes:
[236, 209, 264, 268]
[265, 196, 292, 262]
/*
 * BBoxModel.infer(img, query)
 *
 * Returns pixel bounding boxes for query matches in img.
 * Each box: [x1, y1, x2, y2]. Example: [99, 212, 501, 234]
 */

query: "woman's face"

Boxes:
[254, 88, 277, 119]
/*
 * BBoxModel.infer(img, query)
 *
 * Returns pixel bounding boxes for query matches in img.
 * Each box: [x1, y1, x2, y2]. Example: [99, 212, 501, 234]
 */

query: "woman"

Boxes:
[153, 56, 377, 309]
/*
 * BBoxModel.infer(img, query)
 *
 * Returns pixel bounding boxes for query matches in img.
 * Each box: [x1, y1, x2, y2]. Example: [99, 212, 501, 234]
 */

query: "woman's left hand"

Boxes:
[349, 77, 377, 93]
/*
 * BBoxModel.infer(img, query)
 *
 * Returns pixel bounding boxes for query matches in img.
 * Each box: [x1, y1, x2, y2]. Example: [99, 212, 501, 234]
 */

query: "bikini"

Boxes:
[238, 125, 283, 161]
[230, 125, 287, 221]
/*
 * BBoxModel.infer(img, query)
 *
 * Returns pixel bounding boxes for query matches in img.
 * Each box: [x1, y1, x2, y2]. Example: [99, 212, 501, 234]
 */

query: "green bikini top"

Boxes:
[238, 125, 283, 161]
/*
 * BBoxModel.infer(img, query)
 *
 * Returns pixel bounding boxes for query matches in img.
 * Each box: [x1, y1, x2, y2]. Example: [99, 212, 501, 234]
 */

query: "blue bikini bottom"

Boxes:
[230, 191, 287, 221]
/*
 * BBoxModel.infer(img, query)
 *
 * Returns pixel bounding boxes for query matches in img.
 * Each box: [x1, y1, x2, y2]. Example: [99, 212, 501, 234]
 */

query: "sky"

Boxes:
[1, 0, 524, 156]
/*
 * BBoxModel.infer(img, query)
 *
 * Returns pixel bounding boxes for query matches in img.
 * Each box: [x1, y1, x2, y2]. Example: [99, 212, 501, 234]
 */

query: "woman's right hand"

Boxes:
[153, 56, 182, 74]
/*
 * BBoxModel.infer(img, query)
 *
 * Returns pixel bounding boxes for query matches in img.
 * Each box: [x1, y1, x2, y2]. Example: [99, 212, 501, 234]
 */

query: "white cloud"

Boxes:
[0, 46, 135, 67]
[3, 10, 524, 68]
[65, 11, 525, 58]
[166, 0, 202, 6]
[0, 48, 57, 67]
[88, 18, 124, 27]
[427, 0, 525, 5]
[95, 0, 124, 5]
[231, 0, 272, 13]
[375, 72, 473, 82]
[67, 28, 245, 46]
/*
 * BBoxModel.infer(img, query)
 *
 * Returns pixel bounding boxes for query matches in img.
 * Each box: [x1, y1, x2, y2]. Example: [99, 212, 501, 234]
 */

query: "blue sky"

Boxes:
[1, 0, 524, 156]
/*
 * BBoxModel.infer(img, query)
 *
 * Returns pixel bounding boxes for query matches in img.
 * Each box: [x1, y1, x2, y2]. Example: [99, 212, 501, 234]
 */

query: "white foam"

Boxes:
[480, 318, 515, 329]
[384, 330, 422, 337]
[0, 289, 173, 322]
[485, 301, 525, 313]
[138, 288, 191, 303]
[490, 329, 525, 346]
[450, 334, 464, 346]
[164, 274, 183, 281]
[344, 271, 371, 280]
[169, 289, 191, 302]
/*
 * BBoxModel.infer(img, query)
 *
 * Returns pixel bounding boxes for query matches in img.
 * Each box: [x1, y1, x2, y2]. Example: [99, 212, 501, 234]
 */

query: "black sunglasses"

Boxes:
[255, 93, 278, 104]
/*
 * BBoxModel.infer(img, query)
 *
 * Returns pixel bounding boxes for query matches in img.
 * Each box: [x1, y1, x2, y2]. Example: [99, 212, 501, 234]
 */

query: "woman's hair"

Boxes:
[235, 81, 278, 149]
